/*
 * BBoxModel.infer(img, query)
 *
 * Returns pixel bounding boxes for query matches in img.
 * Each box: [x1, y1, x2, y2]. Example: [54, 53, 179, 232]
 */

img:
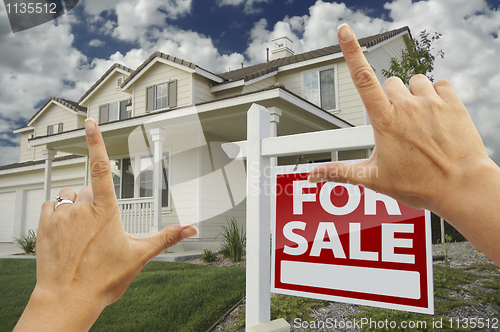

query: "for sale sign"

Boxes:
[271, 163, 433, 314]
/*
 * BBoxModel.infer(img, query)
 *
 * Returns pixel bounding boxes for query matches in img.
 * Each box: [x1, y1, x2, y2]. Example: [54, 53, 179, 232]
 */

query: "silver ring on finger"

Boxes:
[55, 195, 74, 209]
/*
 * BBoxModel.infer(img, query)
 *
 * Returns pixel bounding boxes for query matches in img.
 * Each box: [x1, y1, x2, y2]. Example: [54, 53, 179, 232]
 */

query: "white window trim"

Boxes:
[301, 63, 340, 114]
[111, 148, 172, 213]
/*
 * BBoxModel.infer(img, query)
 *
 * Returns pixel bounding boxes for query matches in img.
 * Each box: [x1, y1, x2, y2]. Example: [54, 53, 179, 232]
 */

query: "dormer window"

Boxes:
[99, 100, 131, 124]
[145, 80, 177, 112]
[47, 123, 63, 135]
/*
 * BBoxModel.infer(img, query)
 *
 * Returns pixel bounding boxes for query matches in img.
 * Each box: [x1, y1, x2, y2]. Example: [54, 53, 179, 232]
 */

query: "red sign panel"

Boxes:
[271, 163, 433, 314]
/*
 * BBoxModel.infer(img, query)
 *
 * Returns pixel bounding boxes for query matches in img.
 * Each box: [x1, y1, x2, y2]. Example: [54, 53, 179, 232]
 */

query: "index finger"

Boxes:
[85, 118, 116, 207]
[338, 24, 392, 118]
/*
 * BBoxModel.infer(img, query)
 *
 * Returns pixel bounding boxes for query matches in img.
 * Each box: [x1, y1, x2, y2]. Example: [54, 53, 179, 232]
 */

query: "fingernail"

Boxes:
[180, 225, 198, 240]
[338, 23, 353, 42]
[85, 118, 96, 134]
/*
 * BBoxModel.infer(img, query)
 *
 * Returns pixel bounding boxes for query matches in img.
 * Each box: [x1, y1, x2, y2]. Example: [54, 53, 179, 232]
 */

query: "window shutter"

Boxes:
[47, 126, 50, 136]
[58, 123, 63, 133]
[146, 86, 154, 112]
[99, 104, 109, 124]
[168, 80, 177, 108]
[119, 100, 129, 119]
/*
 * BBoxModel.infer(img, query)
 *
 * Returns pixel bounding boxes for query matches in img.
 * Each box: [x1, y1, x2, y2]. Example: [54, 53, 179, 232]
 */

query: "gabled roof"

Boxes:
[78, 63, 134, 104]
[217, 26, 411, 84]
[120, 51, 224, 90]
[22, 96, 87, 128]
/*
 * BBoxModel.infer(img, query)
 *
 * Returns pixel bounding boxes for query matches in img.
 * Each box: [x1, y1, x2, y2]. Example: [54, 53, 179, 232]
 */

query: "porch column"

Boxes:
[150, 128, 166, 233]
[267, 107, 282, 169]
[42, 149, 56, 201]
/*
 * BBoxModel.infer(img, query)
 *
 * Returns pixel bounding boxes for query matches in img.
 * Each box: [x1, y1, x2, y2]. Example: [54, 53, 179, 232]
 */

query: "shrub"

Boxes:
[201, 248, 217, 263]
[14, 229, 37, 254]
[219, 217, 246, 262]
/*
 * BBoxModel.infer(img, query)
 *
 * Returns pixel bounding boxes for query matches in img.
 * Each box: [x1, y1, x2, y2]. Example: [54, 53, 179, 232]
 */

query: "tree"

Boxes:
[382, 30, 445, 85]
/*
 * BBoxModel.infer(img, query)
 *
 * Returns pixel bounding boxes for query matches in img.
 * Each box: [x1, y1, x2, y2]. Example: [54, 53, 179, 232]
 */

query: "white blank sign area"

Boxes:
[281, 261, 420, 299]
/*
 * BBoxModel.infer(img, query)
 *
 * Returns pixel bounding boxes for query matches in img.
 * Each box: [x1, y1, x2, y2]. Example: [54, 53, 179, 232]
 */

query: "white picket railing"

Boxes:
[118, 197, 154, 234]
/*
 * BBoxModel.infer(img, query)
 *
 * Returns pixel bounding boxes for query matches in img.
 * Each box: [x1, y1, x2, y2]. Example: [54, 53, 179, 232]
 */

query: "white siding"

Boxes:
[193, 74, 215, 104]
[199, 134, 246, 239]
[19, 131, 35, 163]
[276, 67, 303, 96]
[337, 61, 365, 126]
[213, 86, 243, 100]
[365, 35, 408, 86]
[87, 71, 132, 122]
[243, 75, 277, 93]
[31, 103, 81, 160]
[34, 103, 78, 136]
[132, 62, 192, 117]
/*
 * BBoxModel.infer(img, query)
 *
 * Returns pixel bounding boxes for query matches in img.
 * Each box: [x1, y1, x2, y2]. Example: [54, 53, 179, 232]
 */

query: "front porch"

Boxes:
[29, 88, 352, 251]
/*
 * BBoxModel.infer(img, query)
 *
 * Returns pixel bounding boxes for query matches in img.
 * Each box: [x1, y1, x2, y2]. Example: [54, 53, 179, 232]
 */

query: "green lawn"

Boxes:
[0, 259, 245, 332]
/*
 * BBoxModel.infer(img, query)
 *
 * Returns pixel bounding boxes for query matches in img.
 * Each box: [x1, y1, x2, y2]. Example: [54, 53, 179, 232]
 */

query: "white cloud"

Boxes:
[89, 39, 104, 47]
[83, 0, 192, 42]
[1, 0, 499, 168]
[218, 0, 271, 14]
[0, 8, 89, 123]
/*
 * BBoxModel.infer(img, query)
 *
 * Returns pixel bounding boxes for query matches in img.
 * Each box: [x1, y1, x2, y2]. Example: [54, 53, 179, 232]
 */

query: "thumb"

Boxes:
[308, 159, 376, 187]
[135, 224, 199, 263]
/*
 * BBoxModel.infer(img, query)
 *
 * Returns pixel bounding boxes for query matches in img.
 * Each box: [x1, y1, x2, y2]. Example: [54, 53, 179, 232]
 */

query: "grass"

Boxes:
[2, 259, 499, 332]
[0, 259, 245, 332]
[226, 294, 326, 331]
[352, 264, 500, 332]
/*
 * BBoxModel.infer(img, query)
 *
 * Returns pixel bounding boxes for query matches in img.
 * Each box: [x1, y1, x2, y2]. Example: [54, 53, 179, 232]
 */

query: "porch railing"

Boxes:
[118, 197, 154, 234]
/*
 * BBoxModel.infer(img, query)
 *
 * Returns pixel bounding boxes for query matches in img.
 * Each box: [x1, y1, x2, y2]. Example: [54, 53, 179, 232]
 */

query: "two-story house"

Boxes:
[0, 27, 410, 252]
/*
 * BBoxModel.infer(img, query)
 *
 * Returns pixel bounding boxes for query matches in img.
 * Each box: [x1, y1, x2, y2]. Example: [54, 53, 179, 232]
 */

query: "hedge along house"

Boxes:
[1, 27, 411, 252]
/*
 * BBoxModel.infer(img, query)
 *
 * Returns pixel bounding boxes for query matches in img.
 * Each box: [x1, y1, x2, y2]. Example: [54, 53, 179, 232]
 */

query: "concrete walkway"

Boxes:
[0, 242, 201, 262]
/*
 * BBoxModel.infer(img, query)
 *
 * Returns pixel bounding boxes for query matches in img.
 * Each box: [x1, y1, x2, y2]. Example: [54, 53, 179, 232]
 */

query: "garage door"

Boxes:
[0, 192, 16, 242]
[23, 189, 45, 234]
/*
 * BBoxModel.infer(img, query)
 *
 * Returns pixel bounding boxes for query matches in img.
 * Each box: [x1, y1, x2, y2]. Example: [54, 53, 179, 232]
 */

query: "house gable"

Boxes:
[85, 70, 133, 123]
[78, 64, 133, 105]
[129, 61, 193, 117]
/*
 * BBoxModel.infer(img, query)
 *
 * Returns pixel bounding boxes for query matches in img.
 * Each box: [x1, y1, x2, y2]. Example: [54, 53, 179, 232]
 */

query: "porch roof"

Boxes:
[29, 85, 352, 156]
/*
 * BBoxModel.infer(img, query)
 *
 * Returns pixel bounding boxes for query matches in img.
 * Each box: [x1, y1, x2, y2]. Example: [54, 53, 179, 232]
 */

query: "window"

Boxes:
[146, 80, 177, 112]
[47, 123, 63, 135]
[110, 152, 170, 208]
[99, 99, 130, 124]
[303, 67, 337, 111]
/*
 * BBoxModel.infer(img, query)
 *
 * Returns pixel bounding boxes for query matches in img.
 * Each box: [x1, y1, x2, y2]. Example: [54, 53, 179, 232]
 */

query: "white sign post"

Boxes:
[224, 104, 433, 331]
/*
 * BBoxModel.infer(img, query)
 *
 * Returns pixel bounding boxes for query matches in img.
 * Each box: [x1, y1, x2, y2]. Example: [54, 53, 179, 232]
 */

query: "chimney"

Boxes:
[271, 36, 294, 60]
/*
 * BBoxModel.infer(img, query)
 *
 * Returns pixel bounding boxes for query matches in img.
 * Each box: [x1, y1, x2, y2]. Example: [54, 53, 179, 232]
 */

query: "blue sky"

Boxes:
[0, 0, 499, 167]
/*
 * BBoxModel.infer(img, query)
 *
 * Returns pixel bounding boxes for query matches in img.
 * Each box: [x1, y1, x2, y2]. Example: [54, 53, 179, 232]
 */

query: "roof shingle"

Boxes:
[217, 26, 410, 84]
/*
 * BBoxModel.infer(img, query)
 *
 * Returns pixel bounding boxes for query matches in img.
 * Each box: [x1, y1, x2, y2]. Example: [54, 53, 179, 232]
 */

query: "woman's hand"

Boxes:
[309, 24, 500, 266]
[14, 118, 198, 331]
